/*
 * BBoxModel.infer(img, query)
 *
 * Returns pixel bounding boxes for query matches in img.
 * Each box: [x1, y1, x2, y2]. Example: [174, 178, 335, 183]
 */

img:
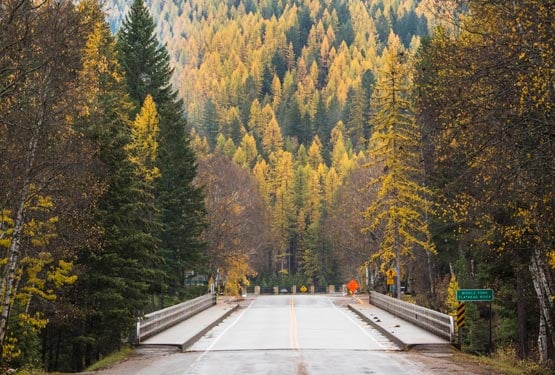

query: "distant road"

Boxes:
[95, 295, 488, 374]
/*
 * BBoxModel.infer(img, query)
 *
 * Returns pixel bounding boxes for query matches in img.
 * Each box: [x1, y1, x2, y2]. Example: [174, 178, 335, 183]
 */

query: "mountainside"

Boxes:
[3, 1, 554, 370]
[101, 0, 439, 285]
[107, 0, 433, 156]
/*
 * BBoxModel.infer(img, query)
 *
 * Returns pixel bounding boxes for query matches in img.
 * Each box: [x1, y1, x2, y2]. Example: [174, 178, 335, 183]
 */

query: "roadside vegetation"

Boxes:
[1, 0, 553, 371]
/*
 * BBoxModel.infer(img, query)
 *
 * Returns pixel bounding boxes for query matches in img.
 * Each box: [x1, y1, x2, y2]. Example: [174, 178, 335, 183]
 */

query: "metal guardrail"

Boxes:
[136, 293, 216, 343]
[369, 291, 455, 343]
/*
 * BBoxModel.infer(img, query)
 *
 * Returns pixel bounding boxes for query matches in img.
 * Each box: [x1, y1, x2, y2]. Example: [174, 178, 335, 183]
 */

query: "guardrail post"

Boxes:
[136, 318, 141, 344]
[449, 315, 455, 343]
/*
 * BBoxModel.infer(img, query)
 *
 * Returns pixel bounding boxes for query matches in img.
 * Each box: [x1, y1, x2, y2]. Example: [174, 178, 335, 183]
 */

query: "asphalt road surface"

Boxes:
[97, 295, 450, 374]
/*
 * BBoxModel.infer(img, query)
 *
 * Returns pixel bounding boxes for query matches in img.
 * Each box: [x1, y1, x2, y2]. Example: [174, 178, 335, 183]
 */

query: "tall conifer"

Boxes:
[117, 0, 206, 296]
[363, 33, 435, 298]
[71, 0, 160, 366]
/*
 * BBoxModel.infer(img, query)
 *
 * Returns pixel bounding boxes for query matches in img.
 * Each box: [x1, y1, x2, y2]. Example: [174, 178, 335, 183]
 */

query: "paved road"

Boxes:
[97, 295, 450, 374]
[189, 295, 397, 352]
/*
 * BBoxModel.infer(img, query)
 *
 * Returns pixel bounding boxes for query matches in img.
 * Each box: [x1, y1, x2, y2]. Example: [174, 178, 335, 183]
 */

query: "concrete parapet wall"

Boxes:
[137, 293, 216, 343]
[369, 291, 455, 342]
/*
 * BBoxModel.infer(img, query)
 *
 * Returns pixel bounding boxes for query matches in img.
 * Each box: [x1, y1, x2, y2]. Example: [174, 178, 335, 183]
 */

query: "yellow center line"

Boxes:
[289, 296, 300, 350]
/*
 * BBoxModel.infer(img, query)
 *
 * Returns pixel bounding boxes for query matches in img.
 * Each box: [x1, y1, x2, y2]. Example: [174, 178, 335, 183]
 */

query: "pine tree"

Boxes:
[117, 0, 206, 297]
[66, 0, 161, 366]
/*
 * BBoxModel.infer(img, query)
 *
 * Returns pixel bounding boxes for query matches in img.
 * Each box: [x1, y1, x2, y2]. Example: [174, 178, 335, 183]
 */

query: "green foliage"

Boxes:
[0, 0, 101, 368]
[84, 346, 134, 372]
[446, 274, 459, 316]
[484, 347, 549, 375]
[63, 1, 161, 368]
[117, 0, 207, 299]
[3, 306, 43, 369]
[4, 0, 553, 371]
[416, 0, 555, 363]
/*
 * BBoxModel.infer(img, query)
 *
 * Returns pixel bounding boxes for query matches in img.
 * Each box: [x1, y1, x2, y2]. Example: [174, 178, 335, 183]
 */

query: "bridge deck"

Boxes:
[140, 295, 451, 351]
[140, 301, 238, 349]
[349, 298, 451, 350]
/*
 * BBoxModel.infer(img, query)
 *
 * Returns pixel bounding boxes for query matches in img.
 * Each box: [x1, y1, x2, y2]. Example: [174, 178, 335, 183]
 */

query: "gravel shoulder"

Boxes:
[406, 349, 504, 375]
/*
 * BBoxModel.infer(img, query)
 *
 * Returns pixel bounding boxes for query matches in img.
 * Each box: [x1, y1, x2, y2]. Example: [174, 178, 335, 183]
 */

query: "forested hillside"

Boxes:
[1, 0, 553, 372]
[104, 0, 434, 287]
[110, 0, 553, 366]
[108, 0, 430, 156]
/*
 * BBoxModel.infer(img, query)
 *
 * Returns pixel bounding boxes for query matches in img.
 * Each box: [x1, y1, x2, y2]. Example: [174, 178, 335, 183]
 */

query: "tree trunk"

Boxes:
[427, 250, 434, 296]
[394, 216, 401, 299]
[0, 62, 50, 347]
[537, 310, 549, 364]
[516, 269, 529, 358]
[0, 125, 39, 349]
[529, 247, 555, 363]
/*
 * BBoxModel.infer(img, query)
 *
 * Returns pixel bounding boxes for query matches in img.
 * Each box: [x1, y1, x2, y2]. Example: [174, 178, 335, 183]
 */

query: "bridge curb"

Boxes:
[180, 303, 240, 351]
[348, 304, 409, 350]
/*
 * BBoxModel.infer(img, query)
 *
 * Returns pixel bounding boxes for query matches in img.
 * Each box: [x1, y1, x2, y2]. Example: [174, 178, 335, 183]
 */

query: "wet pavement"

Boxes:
[140, 299, 239, 349]
[94, 295, 465, 374]
[348, 296, 451, 350]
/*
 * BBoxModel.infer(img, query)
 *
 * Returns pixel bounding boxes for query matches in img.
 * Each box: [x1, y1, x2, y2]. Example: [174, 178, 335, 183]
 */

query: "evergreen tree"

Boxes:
[343, 85, 366, 150]
[361, 69, 376, 141]
[203, 98, 219, 147]
[117, 0, 206, 297]
[71, 0, 160, 367]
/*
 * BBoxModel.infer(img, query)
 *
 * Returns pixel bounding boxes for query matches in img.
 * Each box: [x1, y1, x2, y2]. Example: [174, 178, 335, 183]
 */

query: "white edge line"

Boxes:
[327, 297, 387, 350]
[186, 300, 254, 373]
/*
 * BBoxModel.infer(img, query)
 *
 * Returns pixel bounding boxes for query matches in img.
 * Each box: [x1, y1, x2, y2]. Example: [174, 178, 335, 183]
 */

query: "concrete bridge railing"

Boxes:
[136, 293, 216, 343]
[369, 291, 455, 343]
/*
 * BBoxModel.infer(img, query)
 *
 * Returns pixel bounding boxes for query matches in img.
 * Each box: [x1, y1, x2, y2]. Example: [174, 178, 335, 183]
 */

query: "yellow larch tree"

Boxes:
[307, 136, 324, 170]
[262, 117, 284, 156]
[363, 32, 435, 299]
[268, 150, 295, 273]
[253, 158, 271, 207]
[126, 94, 160, 182]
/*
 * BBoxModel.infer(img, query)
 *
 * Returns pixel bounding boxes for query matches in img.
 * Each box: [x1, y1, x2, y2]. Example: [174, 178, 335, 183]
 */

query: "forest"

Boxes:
[0, 0, 553, 372]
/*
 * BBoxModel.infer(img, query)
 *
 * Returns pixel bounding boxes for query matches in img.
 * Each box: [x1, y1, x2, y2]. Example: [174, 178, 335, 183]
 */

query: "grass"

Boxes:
[482, 348, 549, 375]
[451, 347, 550, 375]
[8, 346, 134, 374]
[84, 346, 135, 372]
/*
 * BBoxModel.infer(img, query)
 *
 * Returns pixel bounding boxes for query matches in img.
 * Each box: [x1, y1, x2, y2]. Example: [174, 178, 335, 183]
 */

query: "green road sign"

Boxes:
[456, 289, 494, 301]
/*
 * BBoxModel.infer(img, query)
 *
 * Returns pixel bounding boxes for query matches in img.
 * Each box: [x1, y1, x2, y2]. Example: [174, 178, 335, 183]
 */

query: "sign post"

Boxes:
[456, 289, 494, 354]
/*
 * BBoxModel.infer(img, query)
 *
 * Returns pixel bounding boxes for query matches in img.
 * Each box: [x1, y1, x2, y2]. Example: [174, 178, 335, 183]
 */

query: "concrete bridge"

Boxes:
[135, 290, 454, 351]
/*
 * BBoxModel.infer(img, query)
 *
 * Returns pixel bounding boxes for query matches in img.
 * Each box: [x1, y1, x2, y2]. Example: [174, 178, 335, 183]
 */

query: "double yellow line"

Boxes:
[289, 296, 300, 350]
